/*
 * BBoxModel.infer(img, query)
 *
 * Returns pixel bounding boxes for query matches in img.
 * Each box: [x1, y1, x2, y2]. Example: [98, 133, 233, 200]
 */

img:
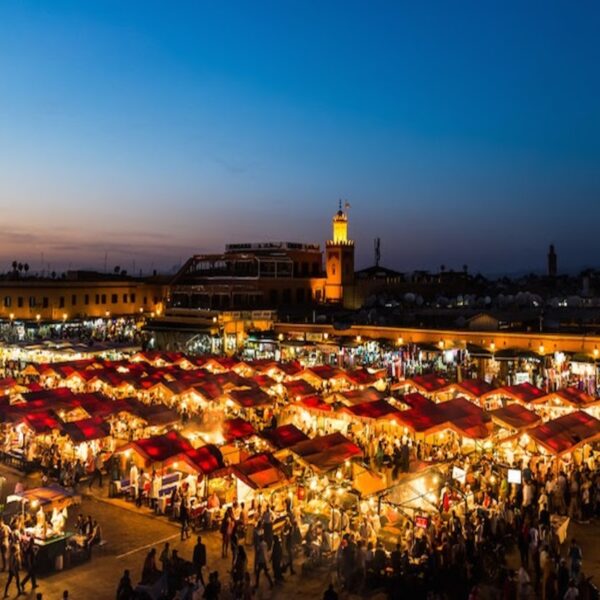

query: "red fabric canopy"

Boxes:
[289, 432, 362, 472]
[227, 388, 272, 409]
[119, 431, 193, 463]
[260, 424, 309, 449]
[182, 444, 224, 475]
[536, 387, 599, 408]
[282, 380, 317, 399]
[223, 417, 256, 442]
[401, 373, 449, 393]
[445, 379, 496, 399]
[489, 403, 541, 431]
[482, 382, 546, 404]
[298, 395, 333, 413]
[341, 399, 401, 421]
[232, 453, 288, 490]
[62, 417, 110, 443]
[337, 388, 386, 405]
[528, 411, 600, 456]
[24, 411, 61, 434]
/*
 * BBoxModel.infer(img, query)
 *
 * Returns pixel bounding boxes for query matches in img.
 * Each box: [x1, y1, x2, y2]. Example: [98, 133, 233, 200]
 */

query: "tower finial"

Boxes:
[338, 198, 342, 212]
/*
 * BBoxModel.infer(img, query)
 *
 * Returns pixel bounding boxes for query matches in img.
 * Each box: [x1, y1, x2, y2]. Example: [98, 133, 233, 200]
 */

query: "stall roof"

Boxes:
[344, 368, 386, 386]
[528, 411, 600, 456]
[182, 444, 225, 475]
[440, 379, 496, 400]
[232, 453, 289, 490]
[17, 484, 80, 509]
[282, 380, 317, 399]
[535, 387, 600, 408]
[288, 432, 362, 472]
[20, 387, 75, 403]
[335, 388, 386, 405]
[297, 395, 333, 413]
[481, 382, 546, 404]
[341, 399, 401, 422]
[116, 431, 193, 463]
[259, 424, 309, 449]
[223, 417, 256, 442]
[121, 400, 179, 426]
[393, 374, 449, 394]
[251, 374, 277, 389]
[62, 417, 111, 443]
[23, 411, 62, 434]
[227, 388, 273, 409]
[489, 403, 541, 431]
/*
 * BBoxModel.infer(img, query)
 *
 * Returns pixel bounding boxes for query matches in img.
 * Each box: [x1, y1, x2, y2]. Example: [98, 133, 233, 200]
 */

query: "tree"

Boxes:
[51, 271, 56, 279]
[11, 261, 17, 272]
[17, 263, 23, 273]
[24, 263, 29, 274]
[114, 266, 121, 274]
[440, 264, 446, 273]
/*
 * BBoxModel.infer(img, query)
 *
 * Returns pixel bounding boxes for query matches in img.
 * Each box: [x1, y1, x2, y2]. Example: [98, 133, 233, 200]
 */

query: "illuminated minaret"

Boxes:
[325, 200, 355, 302]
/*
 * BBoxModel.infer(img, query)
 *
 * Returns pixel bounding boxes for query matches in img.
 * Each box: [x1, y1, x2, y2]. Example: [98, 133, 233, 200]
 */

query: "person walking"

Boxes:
[192, 536, 206, 586]
[116, 569, 134, 600]
[254, 535, 273, 590]
[21, 537, 38, 591]
[88, 453, 104, 490]
[3, 541, 23, 598]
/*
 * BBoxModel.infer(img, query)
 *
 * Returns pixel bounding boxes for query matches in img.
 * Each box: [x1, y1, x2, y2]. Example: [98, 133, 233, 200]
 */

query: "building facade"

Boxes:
[0, 275, 166, 321]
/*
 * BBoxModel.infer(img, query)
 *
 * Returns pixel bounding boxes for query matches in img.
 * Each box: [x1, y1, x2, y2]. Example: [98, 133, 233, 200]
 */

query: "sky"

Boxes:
[1, 1, 599, 276]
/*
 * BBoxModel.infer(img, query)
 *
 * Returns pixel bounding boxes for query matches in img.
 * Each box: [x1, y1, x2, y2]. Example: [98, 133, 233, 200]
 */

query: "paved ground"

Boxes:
[2, 465, 600, 600]
[0, 466, 347, 600]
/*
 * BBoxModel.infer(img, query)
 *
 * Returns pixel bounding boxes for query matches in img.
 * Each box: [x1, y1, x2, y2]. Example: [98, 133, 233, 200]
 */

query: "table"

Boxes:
[34, 532, 74, 572]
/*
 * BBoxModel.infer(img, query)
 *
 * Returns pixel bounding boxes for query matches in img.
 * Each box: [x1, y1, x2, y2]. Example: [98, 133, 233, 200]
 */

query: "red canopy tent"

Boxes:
[223, 418, 256, 443]
[288, 432, 362, 473]
[226, 388, 273, 409]
[116, 431, 193, 465]
[297, 395, 333, 413]
[260, 424, 309, 449]
[336, 388, 386, 405]
[527, 411, 600, 456]
[340, 399, 401, 423]
[62, 417, 111, 444]
[533, 387, 600, 408]
[282, 380, 317, 399]
[481, 382, 546, 404]
[231, 453, 289, 490]
[393, 373, 449, 394]
[489, 404, 541, 431]
[439, 379, 496, 402]
[23, 411, 62, 434]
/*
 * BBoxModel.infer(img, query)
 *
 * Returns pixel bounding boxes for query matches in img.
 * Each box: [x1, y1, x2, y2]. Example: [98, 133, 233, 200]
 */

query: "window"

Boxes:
[3, 297, 10, 308]
[143, 296, 147, 305]
[43, 297, 49, 308]
[101, 294, 106, 304]
[29, 297, 36, 308]
[71, 295, 77, 306]
[95, 294, 100, 305]
[130, 293, 136, 303]
[17, 297, 23, 308]
[84, 294, 89, 305]
[59, 297, 65, 308]
[111, 294, 118, 304]
[122, 294, 128, 304]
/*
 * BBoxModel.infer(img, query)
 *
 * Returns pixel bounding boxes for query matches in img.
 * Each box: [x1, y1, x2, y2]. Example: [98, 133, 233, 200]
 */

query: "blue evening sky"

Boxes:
[1, 1, 599, 275]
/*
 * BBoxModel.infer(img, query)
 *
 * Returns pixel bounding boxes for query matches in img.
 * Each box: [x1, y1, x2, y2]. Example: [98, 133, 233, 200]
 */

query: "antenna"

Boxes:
[374, 238, 381, 267]
[338, 198, 342, 212]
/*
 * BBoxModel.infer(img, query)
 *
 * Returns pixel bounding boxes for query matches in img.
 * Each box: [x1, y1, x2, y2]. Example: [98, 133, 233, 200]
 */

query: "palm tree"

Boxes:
[24, 263, 29, 275]
[114, 266, 121, 274]
[11, 261, 17, 272]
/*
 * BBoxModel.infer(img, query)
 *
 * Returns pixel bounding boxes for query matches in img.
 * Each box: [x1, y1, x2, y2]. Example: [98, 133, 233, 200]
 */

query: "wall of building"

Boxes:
[274, 322, 600, 355]
[0, 280, 167, 320]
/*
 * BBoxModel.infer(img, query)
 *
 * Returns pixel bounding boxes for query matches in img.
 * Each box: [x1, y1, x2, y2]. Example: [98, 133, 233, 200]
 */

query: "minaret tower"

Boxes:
[325, 200, 355, 302]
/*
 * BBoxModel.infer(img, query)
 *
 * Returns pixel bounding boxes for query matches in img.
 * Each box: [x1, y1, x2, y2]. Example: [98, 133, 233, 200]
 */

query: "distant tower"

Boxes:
[548, 244, 557, 277]
[325, 200, 355, 302]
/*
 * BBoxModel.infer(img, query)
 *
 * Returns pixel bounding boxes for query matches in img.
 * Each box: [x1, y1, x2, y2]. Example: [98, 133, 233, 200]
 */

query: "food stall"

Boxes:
[6, 484, 81, 572]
